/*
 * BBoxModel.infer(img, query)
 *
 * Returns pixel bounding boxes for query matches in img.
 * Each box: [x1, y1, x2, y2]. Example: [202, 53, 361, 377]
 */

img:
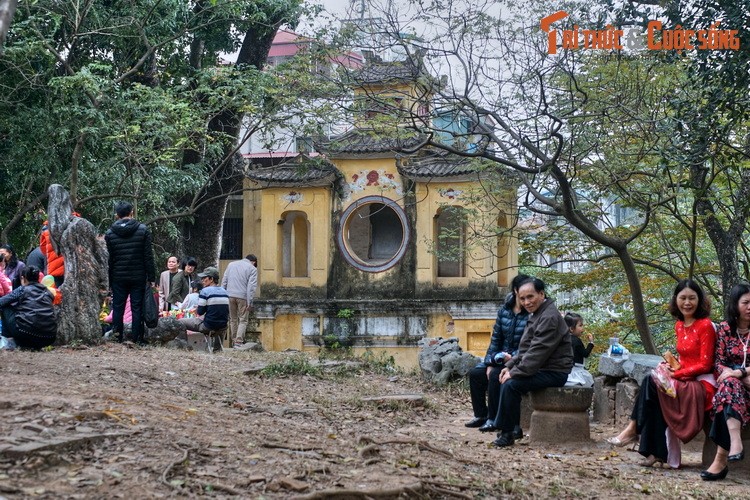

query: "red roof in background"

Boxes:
[269, 30, 311, 57]
[268, 29, 363, 68]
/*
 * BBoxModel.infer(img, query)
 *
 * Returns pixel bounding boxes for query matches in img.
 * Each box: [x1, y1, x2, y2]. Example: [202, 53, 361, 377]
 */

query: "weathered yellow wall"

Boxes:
[256, 311, 492, 369]
[413, 181, 516, 288]
[452, 319, 496, 358]
[253, 186, 331, 289]
[302, 346, 421, 369]
[268, 314, 303, 351]
[332, 157, 407, 283]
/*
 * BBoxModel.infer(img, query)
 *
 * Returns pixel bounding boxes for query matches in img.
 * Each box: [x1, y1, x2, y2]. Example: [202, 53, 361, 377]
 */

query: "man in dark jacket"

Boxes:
[104, 201, 155, 344]
[465, 274, 529, 434]
[493, 277, 573, 447]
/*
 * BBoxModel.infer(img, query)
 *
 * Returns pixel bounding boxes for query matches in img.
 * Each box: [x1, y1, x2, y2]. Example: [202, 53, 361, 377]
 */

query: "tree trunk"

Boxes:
[47, 184, 109, 345]
[0, 0, 17, 56]
[692, 164, 750, 306]
[614, 246, 657, 354]
[178, 18, 291, 266]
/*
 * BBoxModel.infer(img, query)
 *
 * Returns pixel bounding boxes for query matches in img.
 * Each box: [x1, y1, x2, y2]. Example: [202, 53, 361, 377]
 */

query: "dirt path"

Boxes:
[0, 345, 747, 498]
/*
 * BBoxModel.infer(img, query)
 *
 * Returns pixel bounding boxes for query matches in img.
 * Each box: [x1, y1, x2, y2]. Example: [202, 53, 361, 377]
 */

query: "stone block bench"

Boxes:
[528, 386, 594, 444]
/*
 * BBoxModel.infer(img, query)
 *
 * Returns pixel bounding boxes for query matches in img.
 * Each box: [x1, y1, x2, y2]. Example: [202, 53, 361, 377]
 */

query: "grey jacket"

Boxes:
[505, 298, 573, 377]
[220, 258, 257, 303]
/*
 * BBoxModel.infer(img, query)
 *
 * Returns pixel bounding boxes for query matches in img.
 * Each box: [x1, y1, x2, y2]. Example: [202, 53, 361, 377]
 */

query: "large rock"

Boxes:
[597, 353, 662, 379]
[143, 317, 186, 344]
[48, 185, 109, 345]
[622, 354, 662, 382]
[418, 337, 479, 386]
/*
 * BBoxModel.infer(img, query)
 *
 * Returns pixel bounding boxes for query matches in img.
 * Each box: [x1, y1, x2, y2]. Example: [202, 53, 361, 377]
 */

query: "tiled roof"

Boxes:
[316, 129, 429, 156]
[397, 153, 482, 179]
[245, 156, 340, 187]
[354, 59, 421, 84]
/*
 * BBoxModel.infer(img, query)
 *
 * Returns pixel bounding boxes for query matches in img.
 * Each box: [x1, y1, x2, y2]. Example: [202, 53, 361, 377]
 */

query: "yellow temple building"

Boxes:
[232, 54, 520, 367]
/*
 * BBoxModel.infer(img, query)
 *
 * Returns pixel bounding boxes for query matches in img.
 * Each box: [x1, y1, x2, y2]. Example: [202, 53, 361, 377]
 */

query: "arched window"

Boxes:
[435, 206, 467, 278]
[337, 196, 409, 273]
[281, 211, 309, 278]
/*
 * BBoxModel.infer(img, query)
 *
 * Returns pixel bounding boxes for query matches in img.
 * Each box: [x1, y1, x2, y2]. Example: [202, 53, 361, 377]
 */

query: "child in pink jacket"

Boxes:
[0, 273, 11, 297]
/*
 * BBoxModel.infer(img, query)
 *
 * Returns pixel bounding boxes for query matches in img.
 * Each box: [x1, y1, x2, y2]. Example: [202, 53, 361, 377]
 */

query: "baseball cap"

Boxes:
[197, 266, 219, 281]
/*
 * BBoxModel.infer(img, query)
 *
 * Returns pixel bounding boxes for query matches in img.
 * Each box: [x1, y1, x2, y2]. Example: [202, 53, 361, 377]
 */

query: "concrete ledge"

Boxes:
[531, 386, 593, 412]
[528, 387, 593, 444]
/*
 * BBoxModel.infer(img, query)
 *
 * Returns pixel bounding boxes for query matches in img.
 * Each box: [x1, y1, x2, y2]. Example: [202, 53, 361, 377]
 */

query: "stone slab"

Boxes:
[598, 353, 662, 379]
[360, 394, 426, 407]
[186, 332, 208, 352]
[622, 354, 662, 381]
[529, 410, 590, 444]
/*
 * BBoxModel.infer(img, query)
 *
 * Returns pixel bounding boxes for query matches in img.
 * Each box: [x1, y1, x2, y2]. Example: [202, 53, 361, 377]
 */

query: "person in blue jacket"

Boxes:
[465, 273, 530, 435]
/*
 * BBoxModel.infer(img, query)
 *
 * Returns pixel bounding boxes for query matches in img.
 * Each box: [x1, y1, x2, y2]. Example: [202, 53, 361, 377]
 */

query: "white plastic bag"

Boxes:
[565, 364, 594, 387]
[0, 336, 17, 351]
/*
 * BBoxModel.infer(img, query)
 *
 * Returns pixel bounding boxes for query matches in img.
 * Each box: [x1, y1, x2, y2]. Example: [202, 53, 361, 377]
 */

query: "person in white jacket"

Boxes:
[220, 254, 257, 347]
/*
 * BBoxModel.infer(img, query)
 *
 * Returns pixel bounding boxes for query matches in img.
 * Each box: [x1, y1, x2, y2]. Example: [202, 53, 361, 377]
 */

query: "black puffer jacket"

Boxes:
[0, 282, 56, 338]
[104, 218, 156, 285]
[483, 293, 529, 366]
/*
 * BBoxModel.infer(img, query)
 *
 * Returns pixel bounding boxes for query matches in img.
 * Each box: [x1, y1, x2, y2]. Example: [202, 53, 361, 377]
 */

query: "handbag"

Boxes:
[143, 283, 159, 328]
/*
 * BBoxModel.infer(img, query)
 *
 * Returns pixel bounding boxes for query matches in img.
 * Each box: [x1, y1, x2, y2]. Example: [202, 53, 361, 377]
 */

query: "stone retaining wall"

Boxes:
[592, 353, 662, 425]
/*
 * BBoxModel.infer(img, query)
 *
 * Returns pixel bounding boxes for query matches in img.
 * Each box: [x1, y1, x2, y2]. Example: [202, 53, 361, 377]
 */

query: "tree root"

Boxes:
[357, 436, 481, 465]
[262, 441, 322, 452]
[292, 480, 473, 499]
[292, 481, 425, 499]
[161, 446, 189, 488]
[161, 446, 242, 496]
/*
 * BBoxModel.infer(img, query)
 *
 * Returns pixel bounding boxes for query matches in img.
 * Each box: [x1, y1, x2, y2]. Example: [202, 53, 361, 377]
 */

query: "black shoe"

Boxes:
[465, 417, 486, 428]
[728, 451, 744, 462]
[513, 426, 523, 440]
[700, 466, 728, 481]
[493, 431, 515, 448]
[478, 422, 497, 433]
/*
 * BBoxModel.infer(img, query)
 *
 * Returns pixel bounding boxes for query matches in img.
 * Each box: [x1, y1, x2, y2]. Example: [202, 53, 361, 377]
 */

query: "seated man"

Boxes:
[178, 267, 229, 352]
[493, 277, 573, 447]
[465, 273, 529, 434]
[0, 266, 57, 350]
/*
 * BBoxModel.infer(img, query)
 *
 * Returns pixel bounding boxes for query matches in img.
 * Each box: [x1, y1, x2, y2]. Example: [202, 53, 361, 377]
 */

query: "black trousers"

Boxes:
[468, 363, 503, 420]
[709, 407, 742, 452]
[496, 370, 568, 432]
[632, 375, 669, 461]
[0, 308, 55, 350]
[111, 281, 145, 342]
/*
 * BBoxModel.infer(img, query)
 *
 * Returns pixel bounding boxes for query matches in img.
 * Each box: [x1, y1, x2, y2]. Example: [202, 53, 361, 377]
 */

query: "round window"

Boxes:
[337, 196, 410, 273]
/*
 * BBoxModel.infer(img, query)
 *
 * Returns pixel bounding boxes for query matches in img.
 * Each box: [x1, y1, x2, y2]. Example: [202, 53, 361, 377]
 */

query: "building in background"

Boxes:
[221, 37, 520, 366]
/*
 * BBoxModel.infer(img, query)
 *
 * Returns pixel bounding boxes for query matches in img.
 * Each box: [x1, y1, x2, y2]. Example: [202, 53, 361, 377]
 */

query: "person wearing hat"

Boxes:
[178, 266, 229, 351]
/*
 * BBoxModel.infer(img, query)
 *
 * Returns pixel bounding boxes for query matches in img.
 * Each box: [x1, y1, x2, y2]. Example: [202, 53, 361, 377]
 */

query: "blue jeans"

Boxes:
[496, 370, 568, 431]
[111, 281, 145, 342]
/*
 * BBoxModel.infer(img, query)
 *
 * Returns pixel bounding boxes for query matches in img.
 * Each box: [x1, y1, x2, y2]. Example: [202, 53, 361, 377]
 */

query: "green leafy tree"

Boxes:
[0, 0, 307, 267]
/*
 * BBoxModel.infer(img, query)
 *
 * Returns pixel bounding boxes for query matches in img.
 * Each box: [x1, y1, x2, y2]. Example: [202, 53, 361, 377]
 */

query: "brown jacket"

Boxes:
[505, 298, 573, 377]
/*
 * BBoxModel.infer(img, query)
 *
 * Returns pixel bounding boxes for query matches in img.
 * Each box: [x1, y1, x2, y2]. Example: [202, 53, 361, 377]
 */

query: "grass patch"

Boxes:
[260, 354, 322, 378]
